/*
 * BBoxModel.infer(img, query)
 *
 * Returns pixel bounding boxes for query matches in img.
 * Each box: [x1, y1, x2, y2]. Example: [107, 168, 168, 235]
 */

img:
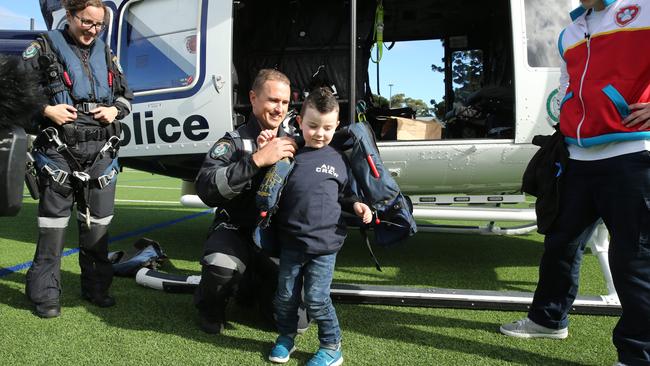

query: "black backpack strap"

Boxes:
[38, 33, 68, 98]
[360, 227, 382, 272]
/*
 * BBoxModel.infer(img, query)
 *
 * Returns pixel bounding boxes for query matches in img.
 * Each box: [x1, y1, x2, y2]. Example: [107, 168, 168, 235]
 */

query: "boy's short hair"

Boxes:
[251, 69, 290, 93]
[300, 87, 339, 117]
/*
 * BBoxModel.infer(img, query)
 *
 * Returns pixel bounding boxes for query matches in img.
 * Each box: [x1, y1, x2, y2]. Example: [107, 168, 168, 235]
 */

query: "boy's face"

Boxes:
[298, 108, 339, 149]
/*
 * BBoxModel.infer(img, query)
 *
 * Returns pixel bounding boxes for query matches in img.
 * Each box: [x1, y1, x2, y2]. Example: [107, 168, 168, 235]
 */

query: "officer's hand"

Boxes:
[257, 129, 275, 149]
[43, 104, 77, 126]
[353, 202, 373, 224]
[252, 136, 297, 167]
[90, 106, 119, 124]
[622, 103, 650, 130]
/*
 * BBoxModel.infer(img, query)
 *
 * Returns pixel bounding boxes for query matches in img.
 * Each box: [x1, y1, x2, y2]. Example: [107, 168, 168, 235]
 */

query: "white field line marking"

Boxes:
[115, 199, 179, 204]
[117, 185, 180, 190]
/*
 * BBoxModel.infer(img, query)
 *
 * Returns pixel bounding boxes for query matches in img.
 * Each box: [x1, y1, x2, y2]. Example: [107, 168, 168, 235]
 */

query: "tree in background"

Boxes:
[371, 94, 390, 109]
[374, 93, 434, 117]
[431, 49, 484, 104]
[429, 98, 446, 120]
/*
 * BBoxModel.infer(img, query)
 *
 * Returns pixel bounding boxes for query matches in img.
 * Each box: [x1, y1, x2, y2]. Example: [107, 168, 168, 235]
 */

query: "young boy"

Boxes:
[258, 87, 372, 366]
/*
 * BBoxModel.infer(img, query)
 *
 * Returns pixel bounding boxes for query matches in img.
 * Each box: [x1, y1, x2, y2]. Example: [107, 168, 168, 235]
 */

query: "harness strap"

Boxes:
[370, 1, 385, 64]
[37, 128, 121, 227]
[34, 151, 69, 184]
[360, 227, 382, 272]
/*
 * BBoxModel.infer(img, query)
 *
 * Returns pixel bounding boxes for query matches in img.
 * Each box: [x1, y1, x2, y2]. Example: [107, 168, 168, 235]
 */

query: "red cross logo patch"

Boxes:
[615, 5, 640, 27]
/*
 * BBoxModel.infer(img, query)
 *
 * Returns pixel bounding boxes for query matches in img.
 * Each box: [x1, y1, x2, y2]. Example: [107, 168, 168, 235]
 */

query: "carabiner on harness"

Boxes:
[97, 168, 116, 189]
[42, 164, 69, 184]
[72, 171, 91, 182]
[100, 135, 121, 159]
[43, 127, 66, 150]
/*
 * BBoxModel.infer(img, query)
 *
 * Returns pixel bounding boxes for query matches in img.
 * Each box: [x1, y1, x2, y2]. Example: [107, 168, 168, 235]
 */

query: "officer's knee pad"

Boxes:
[201, 264, 240, 287]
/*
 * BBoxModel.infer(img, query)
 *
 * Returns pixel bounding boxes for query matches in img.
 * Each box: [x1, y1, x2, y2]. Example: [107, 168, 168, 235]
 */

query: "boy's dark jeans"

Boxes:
[274, 248, 341, 349]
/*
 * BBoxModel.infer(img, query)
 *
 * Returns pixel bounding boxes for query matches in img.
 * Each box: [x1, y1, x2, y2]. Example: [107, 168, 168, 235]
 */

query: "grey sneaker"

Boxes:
[500, 317, 568, 339]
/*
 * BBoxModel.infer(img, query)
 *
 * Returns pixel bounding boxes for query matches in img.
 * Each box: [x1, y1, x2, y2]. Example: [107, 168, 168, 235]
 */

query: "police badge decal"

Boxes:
[22, 42, 40, 60]
[210, 142, 230, 159]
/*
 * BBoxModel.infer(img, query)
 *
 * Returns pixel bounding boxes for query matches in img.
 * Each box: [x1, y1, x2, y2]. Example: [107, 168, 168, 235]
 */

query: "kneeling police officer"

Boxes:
[194, 69, 309, 333]
[21, 0, 132, 318]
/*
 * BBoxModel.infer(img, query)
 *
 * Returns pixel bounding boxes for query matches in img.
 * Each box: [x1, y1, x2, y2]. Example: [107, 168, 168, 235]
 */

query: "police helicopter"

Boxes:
[0, 0, 619, 314]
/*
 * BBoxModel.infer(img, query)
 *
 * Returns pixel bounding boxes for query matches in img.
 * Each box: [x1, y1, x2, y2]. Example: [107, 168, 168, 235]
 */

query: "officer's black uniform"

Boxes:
[21, 27, 132, 317]
[195, 115, 305, 332]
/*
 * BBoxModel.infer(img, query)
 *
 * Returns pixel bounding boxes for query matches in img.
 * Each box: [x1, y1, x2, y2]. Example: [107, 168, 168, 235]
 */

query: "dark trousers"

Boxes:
[26, 141, 117, 306]
[194, 224, 281, 325]
[528, 151, 650, 365]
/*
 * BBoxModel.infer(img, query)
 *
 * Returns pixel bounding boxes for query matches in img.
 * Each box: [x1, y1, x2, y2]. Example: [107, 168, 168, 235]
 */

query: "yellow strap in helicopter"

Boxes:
[370, 1, 384, 64]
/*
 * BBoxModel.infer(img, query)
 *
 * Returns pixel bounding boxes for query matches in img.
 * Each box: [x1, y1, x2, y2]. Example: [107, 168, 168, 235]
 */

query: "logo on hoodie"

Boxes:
[316, 164, 339, 178]
[615, 5, 640, 27]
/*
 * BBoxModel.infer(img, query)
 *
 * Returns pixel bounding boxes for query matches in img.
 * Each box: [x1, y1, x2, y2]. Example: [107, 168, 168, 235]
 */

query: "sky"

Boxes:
[0, 1, 445, 105]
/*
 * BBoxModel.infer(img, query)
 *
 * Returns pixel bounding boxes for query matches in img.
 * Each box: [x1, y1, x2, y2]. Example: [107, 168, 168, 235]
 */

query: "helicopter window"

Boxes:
[365, 0, 514, 141]
[232, 0, 514, 140]
[118, 0, 200, 93]
[524, 0, 573, 68]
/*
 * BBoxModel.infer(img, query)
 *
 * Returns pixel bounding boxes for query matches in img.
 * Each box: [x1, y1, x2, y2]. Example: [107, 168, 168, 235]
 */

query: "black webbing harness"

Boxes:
[35, 127, 120, 227]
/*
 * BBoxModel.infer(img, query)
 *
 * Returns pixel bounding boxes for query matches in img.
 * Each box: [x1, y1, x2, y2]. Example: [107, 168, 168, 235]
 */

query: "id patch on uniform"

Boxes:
[210, 141, 230, 159]
[22, 42, 40, 60]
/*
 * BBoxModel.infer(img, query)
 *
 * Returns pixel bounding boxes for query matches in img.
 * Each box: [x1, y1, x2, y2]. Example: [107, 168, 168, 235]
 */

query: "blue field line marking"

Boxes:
[0, 209, 212, 278]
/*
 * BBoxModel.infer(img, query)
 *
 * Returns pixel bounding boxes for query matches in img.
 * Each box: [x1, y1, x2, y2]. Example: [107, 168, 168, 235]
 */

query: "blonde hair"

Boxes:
[251, 69, 290, 93]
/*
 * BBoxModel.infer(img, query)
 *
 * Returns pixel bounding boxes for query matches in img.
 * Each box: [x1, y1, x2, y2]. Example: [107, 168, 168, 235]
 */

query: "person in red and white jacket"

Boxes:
[501, 1, 650, 365]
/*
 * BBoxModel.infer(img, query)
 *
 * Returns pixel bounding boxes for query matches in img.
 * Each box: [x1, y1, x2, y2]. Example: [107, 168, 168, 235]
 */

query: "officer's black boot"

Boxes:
[78, 221, 115, 307]
[26, 226, 66, 318]
[194, 265, 239, 334]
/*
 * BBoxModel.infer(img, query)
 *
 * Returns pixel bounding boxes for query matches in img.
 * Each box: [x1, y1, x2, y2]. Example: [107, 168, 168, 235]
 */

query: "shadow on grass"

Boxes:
[0, 269, 280, 359]
[335, 229, 543, 292]
[340, 304, 590, 366]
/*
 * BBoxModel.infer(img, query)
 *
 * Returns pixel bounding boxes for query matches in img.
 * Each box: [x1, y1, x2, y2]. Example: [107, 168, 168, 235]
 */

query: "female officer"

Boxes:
[22, 0, 132, 318]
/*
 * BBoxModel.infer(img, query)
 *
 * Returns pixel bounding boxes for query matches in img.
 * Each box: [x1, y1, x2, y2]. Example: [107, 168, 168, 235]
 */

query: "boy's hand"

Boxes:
[353, 202, 372, 224]
[256, 129, 275, 149]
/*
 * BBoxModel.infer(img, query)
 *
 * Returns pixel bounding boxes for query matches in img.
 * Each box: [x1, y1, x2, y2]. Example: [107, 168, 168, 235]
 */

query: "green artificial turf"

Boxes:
[0, 169, 619, 365]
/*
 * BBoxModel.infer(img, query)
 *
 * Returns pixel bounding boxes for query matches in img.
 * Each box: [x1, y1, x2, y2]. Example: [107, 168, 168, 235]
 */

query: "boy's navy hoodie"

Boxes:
[276, 145, 357, 254]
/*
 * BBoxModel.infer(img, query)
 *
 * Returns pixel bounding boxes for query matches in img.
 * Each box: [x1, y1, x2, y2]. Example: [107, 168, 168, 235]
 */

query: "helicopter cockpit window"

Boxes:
[524, 0, 573, 68]
[365, 0, 514, 141]
[118, 0, 200, 93]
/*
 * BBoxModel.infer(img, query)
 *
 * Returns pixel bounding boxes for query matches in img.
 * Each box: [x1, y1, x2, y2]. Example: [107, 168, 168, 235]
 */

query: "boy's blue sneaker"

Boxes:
[306, 347, 343, 366]
[268, 335, 296, 363]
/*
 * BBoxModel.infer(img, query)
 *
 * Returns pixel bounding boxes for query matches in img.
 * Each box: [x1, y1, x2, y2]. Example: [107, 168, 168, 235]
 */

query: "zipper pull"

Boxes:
[584, 33, 591, 40]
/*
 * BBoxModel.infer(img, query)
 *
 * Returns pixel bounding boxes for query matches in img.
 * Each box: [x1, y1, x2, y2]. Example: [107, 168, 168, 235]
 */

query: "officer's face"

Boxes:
[250, 80, 290, 130]
[66, 6, 105, 46]
[297, 107, 339, 149]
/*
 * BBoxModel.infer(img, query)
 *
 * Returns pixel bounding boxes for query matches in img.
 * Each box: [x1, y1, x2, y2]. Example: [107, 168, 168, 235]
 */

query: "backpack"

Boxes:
[252, 121, 417, 267]
[521, 124, 568, 234]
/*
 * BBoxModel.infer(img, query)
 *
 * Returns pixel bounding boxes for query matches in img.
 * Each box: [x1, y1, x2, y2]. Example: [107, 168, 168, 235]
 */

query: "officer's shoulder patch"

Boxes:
[210, 141, 231, 159]
[22, 42, 41, 60]
[111, 55, 124, 74]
